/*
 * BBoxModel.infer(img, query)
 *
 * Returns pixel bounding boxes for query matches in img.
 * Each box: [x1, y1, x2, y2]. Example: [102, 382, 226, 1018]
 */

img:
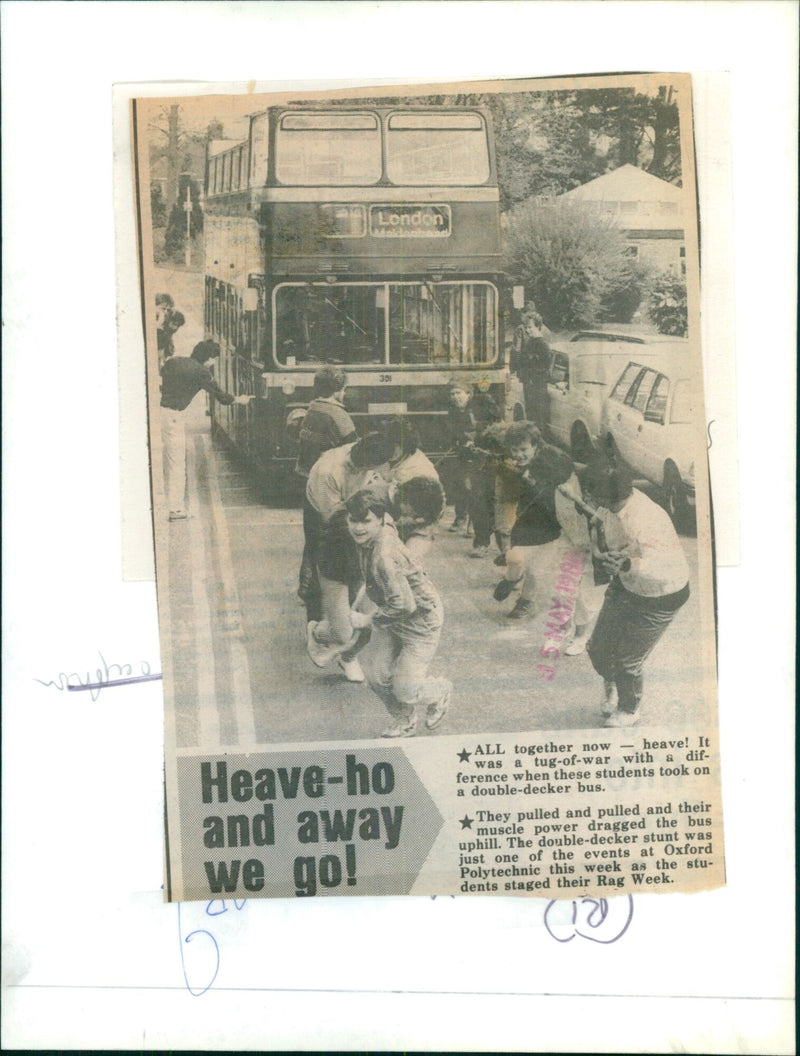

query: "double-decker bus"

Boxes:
[203, 103, 521, 485]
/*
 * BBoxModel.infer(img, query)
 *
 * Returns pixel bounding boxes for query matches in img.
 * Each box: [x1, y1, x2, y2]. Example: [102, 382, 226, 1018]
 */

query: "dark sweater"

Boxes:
[295, 397, 357, 477]
[160, 355, 235, 411]
[511, 443, 574, 546]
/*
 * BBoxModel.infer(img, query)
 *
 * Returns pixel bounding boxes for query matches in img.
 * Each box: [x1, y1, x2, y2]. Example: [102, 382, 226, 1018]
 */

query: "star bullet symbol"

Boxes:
[459, 815, 474, 829]
[457, 748, 472, 762]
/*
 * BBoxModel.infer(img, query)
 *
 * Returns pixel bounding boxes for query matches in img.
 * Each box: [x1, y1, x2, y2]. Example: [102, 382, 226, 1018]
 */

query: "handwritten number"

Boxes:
[177, 902, 220, 996]
[544, 895, 633, 945]
[204, 897, 247, 916]
[584, 897, 609, 929]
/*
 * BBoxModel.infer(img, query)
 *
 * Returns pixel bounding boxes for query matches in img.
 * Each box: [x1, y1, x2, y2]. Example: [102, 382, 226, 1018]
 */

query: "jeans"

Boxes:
[449, 460, 471, 522]
[366, 610, 450, 722]
[468, 464, 495, 548]
[587, 578, 690, 713]
[300, 497, 322, 620]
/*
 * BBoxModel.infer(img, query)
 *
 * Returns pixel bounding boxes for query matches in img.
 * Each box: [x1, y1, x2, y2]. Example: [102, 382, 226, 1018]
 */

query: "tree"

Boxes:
[164, 202, 185, 259]
[579, 85, 681, 184]
[164, 174, 204, 261]
[150, 182, 167, 226]
[646, 271, 687, 336]
[206, 118, 224, 141]
[505, 199, 636, 331]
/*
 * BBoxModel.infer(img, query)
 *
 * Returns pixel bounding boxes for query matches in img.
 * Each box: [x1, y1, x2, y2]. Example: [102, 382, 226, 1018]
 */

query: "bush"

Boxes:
[602, 258, 652, 323]
[504, 199, 635, 331]
[164, 203, 185, 259]
[150, 183, 167, 227]
[164, 177, 204, 262]
[646, 271, 687, 336]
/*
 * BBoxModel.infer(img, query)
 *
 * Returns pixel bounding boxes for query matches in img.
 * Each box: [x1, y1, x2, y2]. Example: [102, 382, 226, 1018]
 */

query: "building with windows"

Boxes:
[558, 164, 686, 274]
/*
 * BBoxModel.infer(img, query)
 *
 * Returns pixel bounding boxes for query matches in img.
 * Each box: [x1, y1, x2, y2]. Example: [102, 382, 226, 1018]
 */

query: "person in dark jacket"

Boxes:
[446, 383, 501, 556]
[157, 304, 185, 364]
[492, 421, 574, 618]
[295, 366, 357, 478]
[512, 309, 552, 432]
[160, 340, 252, 520]
[296, 367, 358, 611]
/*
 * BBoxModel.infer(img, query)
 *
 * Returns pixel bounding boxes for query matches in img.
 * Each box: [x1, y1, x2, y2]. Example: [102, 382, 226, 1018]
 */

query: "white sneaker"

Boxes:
[604, 710, 639, 728]
[337, 657, 365, 683]
[425, 689, 451, 730]
[381, 710, 418, 738]
[600, 682, 619, 716]
[565, 635, 588, 656]
[306, 621, 339, 668]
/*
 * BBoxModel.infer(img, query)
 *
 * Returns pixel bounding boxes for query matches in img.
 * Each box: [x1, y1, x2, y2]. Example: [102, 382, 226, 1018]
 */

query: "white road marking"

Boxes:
[200, 434, 257, 746]
[187, 438, 222, 749]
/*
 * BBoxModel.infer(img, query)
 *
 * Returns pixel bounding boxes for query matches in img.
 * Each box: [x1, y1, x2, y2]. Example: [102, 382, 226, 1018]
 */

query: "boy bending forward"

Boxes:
[346, 490, 451, 738]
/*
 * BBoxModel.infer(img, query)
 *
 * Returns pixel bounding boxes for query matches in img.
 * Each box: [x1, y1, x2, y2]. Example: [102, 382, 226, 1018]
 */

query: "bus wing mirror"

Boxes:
[243, 288, 259, 312]
[512, 285, 525, 310]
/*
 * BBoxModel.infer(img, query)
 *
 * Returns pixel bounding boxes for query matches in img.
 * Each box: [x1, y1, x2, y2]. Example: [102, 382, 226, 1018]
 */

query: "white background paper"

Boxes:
[2, 2, 796, 1052]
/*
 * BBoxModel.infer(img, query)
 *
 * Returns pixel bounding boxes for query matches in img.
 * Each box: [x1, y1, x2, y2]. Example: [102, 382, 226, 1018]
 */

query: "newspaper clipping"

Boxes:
[129, 73, 724, 902]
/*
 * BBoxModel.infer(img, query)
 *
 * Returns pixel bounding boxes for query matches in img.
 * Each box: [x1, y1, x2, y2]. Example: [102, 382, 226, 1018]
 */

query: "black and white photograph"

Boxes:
[138, 74, 716, 748]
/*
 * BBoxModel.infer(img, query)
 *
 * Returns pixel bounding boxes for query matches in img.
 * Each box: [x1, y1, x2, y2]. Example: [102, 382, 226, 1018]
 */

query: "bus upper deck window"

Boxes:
[386, 111, 490, 186]
[276, 111, 381, 186]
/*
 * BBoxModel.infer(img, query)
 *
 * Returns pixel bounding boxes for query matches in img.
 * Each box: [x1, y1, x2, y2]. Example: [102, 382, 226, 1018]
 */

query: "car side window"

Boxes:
[610, 362, 642, 401]
[631, 368, 658, 412]
[645, 374, 670, 423]
[550, 351, 569, 386]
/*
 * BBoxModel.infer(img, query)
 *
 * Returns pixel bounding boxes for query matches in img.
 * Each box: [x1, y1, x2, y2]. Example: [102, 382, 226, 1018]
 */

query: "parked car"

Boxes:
[547, 345, 648, 461]
[546, 333, 688, 463]
[599, 350, 697, 526]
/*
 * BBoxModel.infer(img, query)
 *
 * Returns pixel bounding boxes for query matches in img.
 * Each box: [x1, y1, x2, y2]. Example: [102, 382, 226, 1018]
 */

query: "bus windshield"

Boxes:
[274, 282, 497, 367]
[386, 112, 490, 185]
[275, 111, 382, 185]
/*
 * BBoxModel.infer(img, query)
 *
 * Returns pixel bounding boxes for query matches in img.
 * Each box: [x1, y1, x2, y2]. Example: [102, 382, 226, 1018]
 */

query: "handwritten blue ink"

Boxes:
[34, 652, 157, 701]
[177, 902, 220, 997]
[176, 898, 247, 995]
[544, 895, 634, 944]
[205, 897, 247, 916]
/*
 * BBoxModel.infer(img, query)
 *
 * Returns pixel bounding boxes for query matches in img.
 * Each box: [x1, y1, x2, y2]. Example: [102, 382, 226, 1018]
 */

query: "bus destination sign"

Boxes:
[369, 204, 451, 238]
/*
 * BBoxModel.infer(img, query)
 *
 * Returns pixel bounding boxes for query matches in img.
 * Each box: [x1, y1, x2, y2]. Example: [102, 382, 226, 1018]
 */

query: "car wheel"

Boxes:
[570, 422, 593, 463]
[663, 463, 688, 529]
[603, 433, 620, 463]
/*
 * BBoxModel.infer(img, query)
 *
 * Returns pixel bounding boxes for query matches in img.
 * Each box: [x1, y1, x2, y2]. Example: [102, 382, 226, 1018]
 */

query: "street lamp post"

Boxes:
[183, 182, 192, 268]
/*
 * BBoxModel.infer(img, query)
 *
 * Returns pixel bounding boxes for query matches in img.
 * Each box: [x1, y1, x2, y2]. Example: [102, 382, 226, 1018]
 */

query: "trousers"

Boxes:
[367, 617, 450, 722]
[161, 407, 186, 513]
[587, 578, 690, 713]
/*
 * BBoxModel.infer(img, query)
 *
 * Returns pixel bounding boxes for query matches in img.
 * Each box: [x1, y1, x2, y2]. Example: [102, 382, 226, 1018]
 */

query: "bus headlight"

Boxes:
[282, 381, 296, 396]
